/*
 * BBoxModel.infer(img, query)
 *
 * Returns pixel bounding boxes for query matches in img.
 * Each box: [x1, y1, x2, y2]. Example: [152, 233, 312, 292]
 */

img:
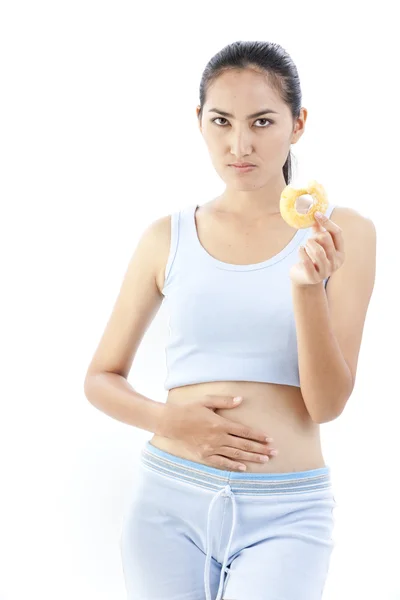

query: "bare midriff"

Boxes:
[149, 380, 326, 474]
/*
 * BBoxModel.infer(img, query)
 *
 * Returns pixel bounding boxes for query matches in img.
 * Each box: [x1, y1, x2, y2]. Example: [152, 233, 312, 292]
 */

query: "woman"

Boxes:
[84, 41, 376, 600]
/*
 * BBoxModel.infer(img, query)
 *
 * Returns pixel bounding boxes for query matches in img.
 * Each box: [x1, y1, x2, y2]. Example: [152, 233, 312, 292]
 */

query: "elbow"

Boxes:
[310, 381, 354, 425]
[83, 369, 126, 403]
[83, 370, 103, 401]
[312, 408, 343, 425]
[84, 373, 94, 401]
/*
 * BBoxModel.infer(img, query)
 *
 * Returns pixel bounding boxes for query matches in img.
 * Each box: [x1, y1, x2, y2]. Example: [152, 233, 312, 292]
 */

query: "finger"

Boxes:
[311, 217, 327, 233]
[209, 456, 247, 471]
[302, 241, 321, 272]
[315, 214, 344, 253]
[225, 434, 273, 456]
[220, 445, 270, 464]
[300, 245, 316, 272]
[306, 239, 327, 266]
[313, 233, 336, 263]
[228, 423, 272, 444]
[305, 238, 328, 273]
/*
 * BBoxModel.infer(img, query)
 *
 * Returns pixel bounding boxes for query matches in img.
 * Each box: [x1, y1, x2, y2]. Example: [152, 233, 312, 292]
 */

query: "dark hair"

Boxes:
[198, 41, 302, 185]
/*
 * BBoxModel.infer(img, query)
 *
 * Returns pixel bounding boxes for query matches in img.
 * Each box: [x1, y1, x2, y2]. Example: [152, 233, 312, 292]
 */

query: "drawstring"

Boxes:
[204, 484, 237, 600]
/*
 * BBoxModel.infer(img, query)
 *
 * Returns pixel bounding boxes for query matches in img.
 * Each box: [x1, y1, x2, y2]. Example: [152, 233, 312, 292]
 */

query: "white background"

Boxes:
[1, 1, 398, 599]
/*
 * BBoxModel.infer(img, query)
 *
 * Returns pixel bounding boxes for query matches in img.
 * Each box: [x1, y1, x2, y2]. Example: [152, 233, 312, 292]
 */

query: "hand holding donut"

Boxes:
[290, 212, 345, 287]
[280, 180, 345, 287]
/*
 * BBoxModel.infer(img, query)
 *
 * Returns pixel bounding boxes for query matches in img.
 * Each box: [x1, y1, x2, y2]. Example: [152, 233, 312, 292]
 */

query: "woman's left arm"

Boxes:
[290, 209, 377, 424]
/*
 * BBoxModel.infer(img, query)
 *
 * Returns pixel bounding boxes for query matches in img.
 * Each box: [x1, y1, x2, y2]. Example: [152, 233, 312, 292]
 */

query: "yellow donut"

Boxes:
[279, 179, 329, 229]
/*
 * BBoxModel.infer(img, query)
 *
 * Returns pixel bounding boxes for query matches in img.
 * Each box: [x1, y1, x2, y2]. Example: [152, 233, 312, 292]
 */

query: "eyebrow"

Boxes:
[208, 108, 279, 118]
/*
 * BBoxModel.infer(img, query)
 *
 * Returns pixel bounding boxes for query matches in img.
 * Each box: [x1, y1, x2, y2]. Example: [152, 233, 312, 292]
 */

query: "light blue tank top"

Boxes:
[162, 202, 337, 391]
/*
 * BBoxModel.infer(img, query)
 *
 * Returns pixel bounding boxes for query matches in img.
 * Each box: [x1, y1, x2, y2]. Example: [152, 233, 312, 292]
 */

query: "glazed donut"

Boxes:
[279, 179, 329, 229]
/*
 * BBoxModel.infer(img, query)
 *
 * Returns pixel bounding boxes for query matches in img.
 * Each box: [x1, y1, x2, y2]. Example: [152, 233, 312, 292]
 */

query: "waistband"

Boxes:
[141, 441, 333, 600]
[141, 440, 332, 496]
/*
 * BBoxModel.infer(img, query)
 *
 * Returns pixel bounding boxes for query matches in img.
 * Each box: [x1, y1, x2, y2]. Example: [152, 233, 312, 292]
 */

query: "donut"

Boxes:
[279, 179, 329, 229]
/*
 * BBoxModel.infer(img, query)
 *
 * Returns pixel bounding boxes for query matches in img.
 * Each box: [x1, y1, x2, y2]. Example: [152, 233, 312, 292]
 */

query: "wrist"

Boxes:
[155, 402, 180, 439]
[291, 280, 324, 292]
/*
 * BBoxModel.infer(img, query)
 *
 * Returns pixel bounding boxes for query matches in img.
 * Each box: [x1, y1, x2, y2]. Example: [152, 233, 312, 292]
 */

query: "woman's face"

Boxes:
[197, 68, 307, 187]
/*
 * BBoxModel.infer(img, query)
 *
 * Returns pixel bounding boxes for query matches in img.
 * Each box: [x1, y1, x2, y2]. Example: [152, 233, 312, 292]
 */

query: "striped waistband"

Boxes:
[141, 441, 332, 496]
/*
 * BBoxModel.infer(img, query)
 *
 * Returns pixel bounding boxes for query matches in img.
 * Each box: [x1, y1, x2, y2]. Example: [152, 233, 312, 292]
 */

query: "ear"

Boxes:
[291, 107, 307, 144]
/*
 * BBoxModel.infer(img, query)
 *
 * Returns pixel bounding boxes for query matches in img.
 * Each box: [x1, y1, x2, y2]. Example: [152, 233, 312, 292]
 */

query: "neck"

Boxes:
[214, 174, 288, 219]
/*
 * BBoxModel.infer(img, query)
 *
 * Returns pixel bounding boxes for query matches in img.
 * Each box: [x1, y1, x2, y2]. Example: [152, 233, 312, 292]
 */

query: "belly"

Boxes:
[149, 380, 325, 473]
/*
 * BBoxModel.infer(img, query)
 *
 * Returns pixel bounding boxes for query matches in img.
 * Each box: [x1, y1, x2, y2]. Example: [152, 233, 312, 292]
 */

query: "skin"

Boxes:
[150, 67, 329, 473]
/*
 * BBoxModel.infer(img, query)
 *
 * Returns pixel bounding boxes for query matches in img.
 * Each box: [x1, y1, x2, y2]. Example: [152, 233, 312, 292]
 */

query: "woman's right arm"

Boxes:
[83, 214, 171, 435]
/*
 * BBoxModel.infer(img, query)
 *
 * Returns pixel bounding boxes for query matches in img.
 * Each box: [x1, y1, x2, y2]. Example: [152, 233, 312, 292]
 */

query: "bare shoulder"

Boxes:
[329, 204, 376, 243]
[124, 211, 172, 295]
[126, 212, 172, 295]
[333, 205, 376, 259]
[330, 204, 375, 228]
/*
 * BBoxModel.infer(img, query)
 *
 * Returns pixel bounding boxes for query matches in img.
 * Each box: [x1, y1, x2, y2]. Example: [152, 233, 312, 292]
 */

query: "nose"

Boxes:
[229, 128, 253, 159]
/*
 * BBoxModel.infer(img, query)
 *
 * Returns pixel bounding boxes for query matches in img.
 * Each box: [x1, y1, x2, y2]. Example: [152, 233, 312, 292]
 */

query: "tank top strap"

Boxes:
[174, 203, 203, 258]
[179, 203, 201, 247]
[325, 202, 337, 220]
[162, 204, 202, 295]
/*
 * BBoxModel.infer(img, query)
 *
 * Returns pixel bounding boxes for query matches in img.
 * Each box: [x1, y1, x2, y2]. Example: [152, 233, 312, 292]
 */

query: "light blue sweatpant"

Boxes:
[120, 440, 336, 600]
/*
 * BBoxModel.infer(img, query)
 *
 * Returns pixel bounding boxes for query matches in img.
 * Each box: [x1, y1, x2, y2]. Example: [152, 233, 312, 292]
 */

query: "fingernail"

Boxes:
[315, 211, 326, 219]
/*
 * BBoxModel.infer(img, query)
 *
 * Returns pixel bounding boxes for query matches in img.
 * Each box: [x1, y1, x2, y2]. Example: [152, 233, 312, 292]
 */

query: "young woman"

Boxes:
[84, 41, 376, 600]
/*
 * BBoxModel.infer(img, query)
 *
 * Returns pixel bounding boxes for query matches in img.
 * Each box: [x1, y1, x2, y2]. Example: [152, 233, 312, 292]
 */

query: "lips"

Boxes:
[230, 164, 257, 173]
[230, 163, 255, 167]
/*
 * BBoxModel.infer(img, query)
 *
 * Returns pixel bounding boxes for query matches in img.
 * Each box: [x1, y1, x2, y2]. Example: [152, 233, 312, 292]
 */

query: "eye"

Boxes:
[211, 117, 273, 127]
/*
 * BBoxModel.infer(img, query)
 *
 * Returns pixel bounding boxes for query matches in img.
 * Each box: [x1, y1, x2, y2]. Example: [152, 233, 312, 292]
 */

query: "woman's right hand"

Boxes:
[160, 395, 278, 471]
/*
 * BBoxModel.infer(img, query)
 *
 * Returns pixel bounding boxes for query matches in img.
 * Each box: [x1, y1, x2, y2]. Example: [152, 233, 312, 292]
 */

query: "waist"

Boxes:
[151, 380, 325, 473]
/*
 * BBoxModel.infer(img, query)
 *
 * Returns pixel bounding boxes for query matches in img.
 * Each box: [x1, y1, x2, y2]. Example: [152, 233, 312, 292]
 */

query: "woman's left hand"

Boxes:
[289, 211, 345, 287]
